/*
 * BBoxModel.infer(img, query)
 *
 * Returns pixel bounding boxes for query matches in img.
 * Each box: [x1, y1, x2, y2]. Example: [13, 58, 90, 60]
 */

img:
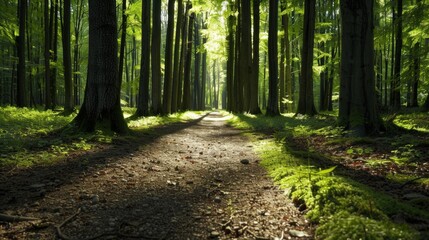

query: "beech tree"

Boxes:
[72, 0, 128, 134]
[16, 0, 27, 107]
[62, 0, 73, 114]
[338, 0, 383, 135]
[136, 0, 151, 117]
[296, 0, 317, 116]
[266, 0, 280, 116]
[151, 0, 162, 115]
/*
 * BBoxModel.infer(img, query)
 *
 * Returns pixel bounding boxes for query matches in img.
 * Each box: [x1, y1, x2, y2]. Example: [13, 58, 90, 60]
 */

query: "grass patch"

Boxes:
[0, 106, 206, 168]
[228, 113, 429, 239]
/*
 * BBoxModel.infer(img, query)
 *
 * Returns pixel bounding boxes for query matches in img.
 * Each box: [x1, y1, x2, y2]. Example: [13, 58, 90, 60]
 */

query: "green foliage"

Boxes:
[229, 113, 428, 239]
[0, 107, 206, 168]
[316, 212, 417, 240]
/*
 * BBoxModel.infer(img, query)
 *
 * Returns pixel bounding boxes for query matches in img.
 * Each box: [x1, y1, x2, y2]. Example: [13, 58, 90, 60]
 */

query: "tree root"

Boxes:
[56, 208, 81, 240]
[0, 213, 39, 222]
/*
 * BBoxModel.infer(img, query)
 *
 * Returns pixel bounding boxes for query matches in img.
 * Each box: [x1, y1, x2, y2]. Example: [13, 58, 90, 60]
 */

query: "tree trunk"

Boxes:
[193, 15, 201, 110]
[118, 0, 127, 104]
[249, 0, 261, 114]
[151, 0, 162, 115]
[44, 0, 52, 110]
[411, 42, 420, 108]
[296, 0, 317, 116]
[226, 1, 235, 112]
[182, 12, 194, 111]
[338, 0, 383, 135]
[285, 13, 292, 112]
[266, 0, 279, 116]
[201, 13, 208, 110]
[171, 0, 183, 113]
[17, 0, 27, 107]
[239, 0, 251, 112]
[72, 0, 128, 134]
[136, 0, 151, 116]
[63, 0, 73, 113]
[234, 1, 242, 112]
[162, 0, 175, 114]
[177, 3, 191, 111]
[50, 0, 59, 109]
[392, 0, 402, 110]
[279, 2, 286, 113]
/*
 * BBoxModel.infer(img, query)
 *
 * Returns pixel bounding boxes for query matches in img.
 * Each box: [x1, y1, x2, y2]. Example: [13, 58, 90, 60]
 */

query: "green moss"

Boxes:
[0, 107, 207, 168]
[316, 212, 417, 240]
[229, 114, 428, 239]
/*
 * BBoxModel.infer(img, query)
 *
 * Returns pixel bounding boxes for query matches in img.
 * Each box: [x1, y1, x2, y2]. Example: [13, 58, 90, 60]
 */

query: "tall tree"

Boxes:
[118, 0, 127, 104]
[266, 0, 280, 116]
[62, 0, 73, 113]
[72, 0, 128, 134]
[182, 12, 195, 110]
[50, 0, 59, 109]
[226, 1, 235, 112]
[339, 0, 383, 135]
[171, 0, 184, 113]
[136, 0, 151, 116]
[391, 0, 402, 110]
[296, 0, 317, 115]
[44, 0, 51, 109]
[249, 0, 261, 114]
[72, 0, 85, 106]
[279, 1, 286, 113]
[162, 0, 175, 114]
[151, 0, 162, 114]
[193, 15, 201, 110]
[16, 0, 27, 107]
[240, 0, 251, 112]
[177, 3, 191, 111]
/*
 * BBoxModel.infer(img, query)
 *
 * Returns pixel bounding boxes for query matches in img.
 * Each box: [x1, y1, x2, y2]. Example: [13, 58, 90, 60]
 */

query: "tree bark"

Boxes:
[266, 0, 280, 116]
[239, 0, 251, 112]
[193, 15, 201, 110]
[177, 3, 191, 111]
[118, 0, 127, 104]
[151, 0, 162, 115]
[44, 0, 51, 110]
[296, 0, 317, 116]
[63, 0, 73, 113]
[226, 1, 235, 112]
[72, 0, 128, 134]
[171, 0, 183, 113]
[249, 0, 261, 114]
[392, 0, 402, 110]
[136, 0, 151, 116]
[162, 0, 175, 114]
[182, 12, 194, 111]
[338, 0, 383, 135]
[17, 0, 27, 107]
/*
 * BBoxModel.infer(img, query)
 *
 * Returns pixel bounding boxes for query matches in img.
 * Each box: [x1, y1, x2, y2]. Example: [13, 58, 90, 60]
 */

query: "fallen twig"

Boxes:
[400, 177, 424, 188]
[56, 208, 81, 240]
[0, 213, 40, 222]
[246, 228, 271, 240]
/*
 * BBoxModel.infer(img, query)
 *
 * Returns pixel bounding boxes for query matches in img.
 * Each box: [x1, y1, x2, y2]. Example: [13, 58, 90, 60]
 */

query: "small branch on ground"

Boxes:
[0, 213, 40, 222]
[56, 208, 81, 240]
[246, 228, 271, 240]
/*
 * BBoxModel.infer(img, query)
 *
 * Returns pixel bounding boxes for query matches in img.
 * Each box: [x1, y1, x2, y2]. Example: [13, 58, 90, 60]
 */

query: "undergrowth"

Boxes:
[0, 106, 204, 168]
[228, 113, 429, 239]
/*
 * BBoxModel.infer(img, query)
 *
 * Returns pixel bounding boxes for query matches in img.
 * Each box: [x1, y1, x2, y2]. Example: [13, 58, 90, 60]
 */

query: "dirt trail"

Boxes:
[0, 112, 313, 239]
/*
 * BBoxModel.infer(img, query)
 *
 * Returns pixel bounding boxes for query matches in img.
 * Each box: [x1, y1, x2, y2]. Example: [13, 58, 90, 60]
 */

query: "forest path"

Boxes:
[0, 112, 313, 239]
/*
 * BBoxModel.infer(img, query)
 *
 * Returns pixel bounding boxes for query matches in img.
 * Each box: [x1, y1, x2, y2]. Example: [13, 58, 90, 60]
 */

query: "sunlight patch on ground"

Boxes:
[204, 112, 233, 121]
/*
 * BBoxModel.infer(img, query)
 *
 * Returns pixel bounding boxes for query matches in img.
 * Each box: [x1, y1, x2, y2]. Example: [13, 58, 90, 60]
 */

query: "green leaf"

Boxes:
[316, 166, 337, 175]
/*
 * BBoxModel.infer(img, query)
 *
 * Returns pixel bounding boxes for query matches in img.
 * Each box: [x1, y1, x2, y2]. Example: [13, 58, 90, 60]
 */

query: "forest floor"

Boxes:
[0, 112, 314, 239]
